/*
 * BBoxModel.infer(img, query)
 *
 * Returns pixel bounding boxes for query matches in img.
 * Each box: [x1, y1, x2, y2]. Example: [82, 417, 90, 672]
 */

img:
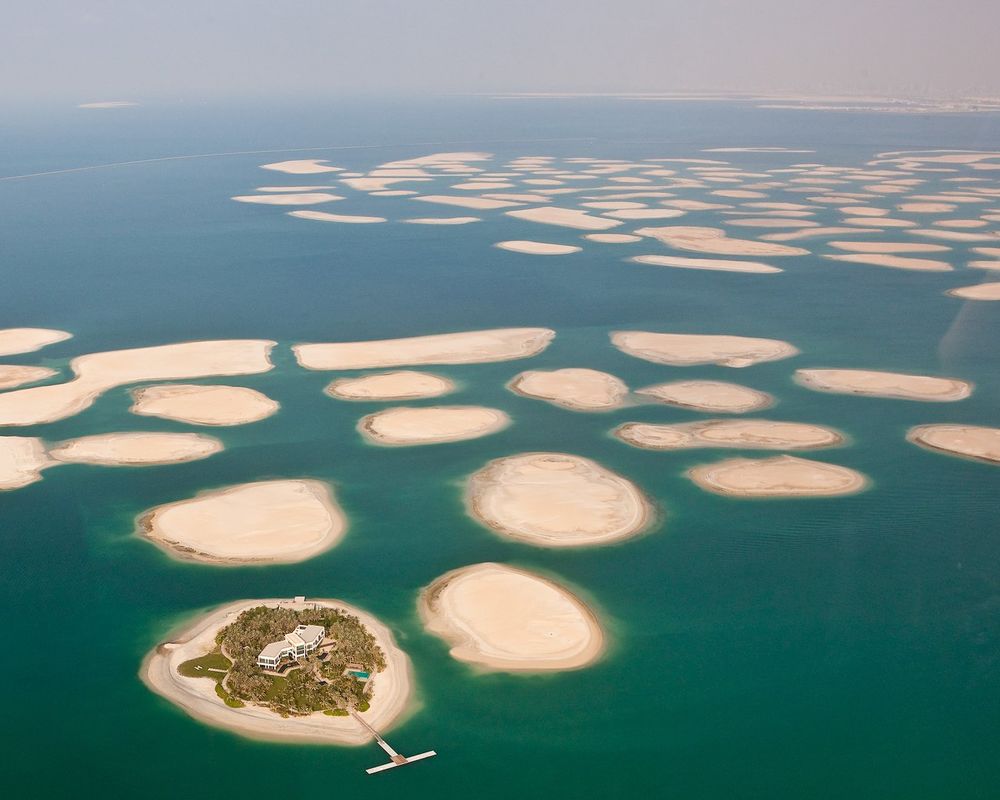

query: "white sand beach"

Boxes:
[495, 241, 582, 255]
[142, 597, 411, 745]
[631, 255, 781, 273]
[794, 369, 971, 401]
[130, 385, 279, 426]
[688, 455, 868, 497]
[615, 419, 842, 450]
[294, 328, 554, 370]
[907, 424, 1000, 464]
[612, 331, 798, 368]
[466, 452, 651, 547]
[359, 406, 509, 445]
[139, 479, 346, 565]
[0, 365, 56, 391]
[48, 432, 223, 466]
[419, 563, 604, 671]
[509, 368, 628, 411]
[326, 371, 455, 401]
[0, 328, 72, 356]
[634, 226, 808, 256]
[636, 380, 773, 413]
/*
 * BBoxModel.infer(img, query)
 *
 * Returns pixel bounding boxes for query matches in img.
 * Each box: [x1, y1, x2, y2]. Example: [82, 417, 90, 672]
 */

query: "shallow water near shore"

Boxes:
[1, 97, 998, 798]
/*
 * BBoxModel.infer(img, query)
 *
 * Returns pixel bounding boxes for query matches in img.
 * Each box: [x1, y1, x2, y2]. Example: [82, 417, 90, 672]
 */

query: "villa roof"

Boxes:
[259, 641, 290, 659]
[296, 624, 325, 642]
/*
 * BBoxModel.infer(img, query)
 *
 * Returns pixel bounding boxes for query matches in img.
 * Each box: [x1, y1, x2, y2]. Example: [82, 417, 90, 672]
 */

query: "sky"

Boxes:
[3, 0, 998, 101]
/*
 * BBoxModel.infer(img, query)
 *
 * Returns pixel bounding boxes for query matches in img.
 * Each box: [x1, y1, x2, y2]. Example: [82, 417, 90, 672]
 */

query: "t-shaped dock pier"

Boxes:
[350, 711, 437, 774]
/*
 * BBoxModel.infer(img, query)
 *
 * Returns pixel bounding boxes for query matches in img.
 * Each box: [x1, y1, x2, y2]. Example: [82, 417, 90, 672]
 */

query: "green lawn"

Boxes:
[178, 650, 232, 682]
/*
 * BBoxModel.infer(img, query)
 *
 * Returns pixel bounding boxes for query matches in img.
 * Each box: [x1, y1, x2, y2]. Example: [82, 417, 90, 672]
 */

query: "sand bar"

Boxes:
[0, 340, 274, 427]
[0, 328, 72, 356]
[466, 452, 651, 547]
[907, 424, 1000, 464]
[139, 479, 345, 565]
[973, 247, 1000, 258]
[419, 563, 603, 672]
[506, 206, 623, 230]
[946, 282, 1000, 300]
[688, 455, 867, 497]
[635, 226, 807, 256]
[288, 210, 385, 223]
[761, 227, 876, 241]
[130, 384, 279, 426]
[414, 195, 522, 210]
[259, 160, 342, 174]
[824, 253, 952, 272]
[49, 432, 223, 466]
[632, 255, 781, 273]
[142, 597, 411, 745]
[585, 233, 642, 243]
[495, 241, 581, 255]
[970, 261, 1000, 271]
[231, 193, 341, 206]
[359, 406, 509, 446]
[615, 419, 842, 451]
[794, 369, 971, 402]
[0, 365, 56, 391]
[404, 217, 480, 225]
[294, 328, 554, 370]
[612, 331, 798, 368]
[326, 371, 455, 401]
[0, 436, 51, 490]
[637, 380, 773, 413]
[828, 241, 950, 253]
[509, 368, 628, 411]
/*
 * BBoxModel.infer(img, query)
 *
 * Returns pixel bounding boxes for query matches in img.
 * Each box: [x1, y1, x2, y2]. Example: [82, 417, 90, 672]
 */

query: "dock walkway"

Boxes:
[349, 711, 437, 775]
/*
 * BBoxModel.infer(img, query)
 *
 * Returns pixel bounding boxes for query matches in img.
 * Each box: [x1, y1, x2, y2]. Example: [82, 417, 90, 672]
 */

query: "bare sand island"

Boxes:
[48, 432, 223, 466]
[795, 369, 971, 402]
[0, 340, 275, 427]
[359, 406, 509, 446]
[946, 282, 1000, 300]
[631, 255, 782, 273]
[419, 563, 604, 672]
[509, 368, 628, 411]
[404, 217, 480, 225]
[506, 206, 623, 231]
[636, 380, 773, 413]
[0, 365, 56, 391]
[139, 479, 345, 565]
[688, 455, 868, 497]
[0, 436, 51, 490]
[615, 420, 842, 451]
[294, 328, 554, 370]
[585, 233, 642, 243]
[142, 597, 411, 745]
[231, 193, 341, 206]
[612, 331, 798, 368]
[326, 371, 455, 401]
[288, 210, 386, 224]
[907, 424, 1000, 464]
[824, 253, 952, 272]
[130, 385, 279, 426]
[466, 452, 652, 547]
[828, 241, 951, 254]
[634, 226, 808, 257]
[259, 160, 342, 174]
[0, 328, 72, 357]
[414, 195, 522, 210]
[495, 241, 581, 255]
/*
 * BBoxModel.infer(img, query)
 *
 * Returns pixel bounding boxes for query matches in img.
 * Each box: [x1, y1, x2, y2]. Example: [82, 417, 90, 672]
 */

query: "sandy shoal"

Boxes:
[946, 282, 1000, 300]
[612, 331, 798, 368]
[907, 424, 1000, 464]
[506, 206, 623, 230]
[294, 328, 554, 370]
[632, 255, 781, 273]
[419, 563, 604, 672]
[0, 436, 51, 490]
[725, 218, 819, 228]
[908, 228, 999, 242]
[139, 479, 345, 564]
[495, 241, 581, 255]
[0, 328, 72, 357]
[288, 210, 385, 223]
[141, 597, 412, 745]
[635, 226, 807, 256]
[49, 432, 223, 466]
[839, 206, 889, 217]
[973, 247, 1000, 258]
[326, 371, 455, 401]
[509, 368, 628, 411]
[602, 209, 686, 220]
[897, 202, 957, 213]
[0, 340, 275, 427]
[259, 160, 342, 174]
[970, 260, 1000, 271]
[688, 455, 868, 497]
[231, 193, 341, 206]
[404, 217, 480, 225]
[760, 227, 876, 241]
[581, 201, 648, 210]
[359, 406, 509, 446]
[256, 186, 335, 192]
[794, 369, 971, 401]
[824, 253, 952, 272]
[828, 241, 950, 253]
[414, 195, 523, 210]
[585, 233, 643, 243]
[615, 419, 842, 451]
[0, 365, 56, 391]
[131, 384, 279, 426]
[637, 380, 772, 413]
[466, 452, 652, 547]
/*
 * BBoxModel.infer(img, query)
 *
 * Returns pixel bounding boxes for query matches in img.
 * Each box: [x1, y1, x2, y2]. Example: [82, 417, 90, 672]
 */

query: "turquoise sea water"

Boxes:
[1, 98, 998, 799]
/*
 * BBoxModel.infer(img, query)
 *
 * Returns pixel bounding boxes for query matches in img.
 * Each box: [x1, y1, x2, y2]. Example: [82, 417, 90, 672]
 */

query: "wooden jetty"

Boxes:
[350, 710, 437, 775]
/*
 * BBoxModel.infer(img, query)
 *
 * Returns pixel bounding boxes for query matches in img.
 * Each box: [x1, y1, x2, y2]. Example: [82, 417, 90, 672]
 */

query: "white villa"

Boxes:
[256, 624, 325, 670]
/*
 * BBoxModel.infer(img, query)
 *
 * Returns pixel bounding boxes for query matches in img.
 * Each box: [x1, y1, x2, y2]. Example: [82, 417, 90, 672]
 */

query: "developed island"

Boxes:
[359, 406, 510, 446]
[508, 368, 628, 411]
[907, 424, 1000, 464]
[139, 479, 345, 565]
[794, 369, 972, 401]
[325, 371, 455, 401]
[142, 597, 412, 745]
[688, 455, 868, 497]
[130, 384, 279, 426]
[466, 452, 652, 547]
[615, 419, 843, 450]
[636, 380, 773, 413]
[419, 563, 604, 671]
[612, 331, 799, 368]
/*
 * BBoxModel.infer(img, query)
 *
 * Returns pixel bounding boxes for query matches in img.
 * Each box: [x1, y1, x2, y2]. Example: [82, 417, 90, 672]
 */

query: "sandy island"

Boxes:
[404, 217, 480, 225]
[0, 436, 51, 490]
[615, 419, 842, 451]
[907, 424, 1000, 464]
[142, 597, 411, 745]
[359, 406, 509, 446]
[631, 255, 782, 273]
[0, 340, 275, 427]
[508, 368, 628, 411]
[824, 253, 952, 272]
[828, 241, 951, 253]
[612, 331, 798, 368]
[139, 479, 345, 565]
[49, 432, 223, 466]
[495, 241, 581, 255]
[0, 328, 72, 357]
[636, 380, 773, 413]
[794, 369, 972, 402]
[231, 193, 341, 206]
[0, 365, 56, 391]
[259, 160, 342, 174]
[634, 226, 808, 256]
[130, 384, 279, 426]
[688, 455, 868, 497]
[946, 282, 1000, 300]
[294, 328, 554, 370]
[585, 233, 643, 243]
[419, 563, 604, 672]
[506, 206, 623, 231]
[326, 371, 455, 401]
[466, 452, 652, 547]
[288, 210, 386, 224]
